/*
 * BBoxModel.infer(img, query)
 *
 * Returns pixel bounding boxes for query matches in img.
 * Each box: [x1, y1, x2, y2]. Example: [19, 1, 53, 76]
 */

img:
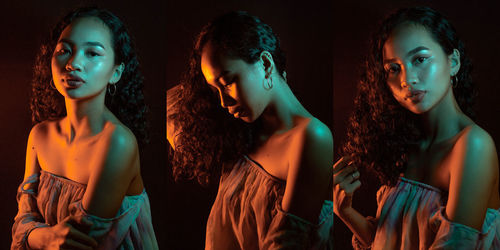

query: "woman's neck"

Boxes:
[63, 91, 108, 142]
[419, 88, 470, 149]
[259, 77, 311, 135]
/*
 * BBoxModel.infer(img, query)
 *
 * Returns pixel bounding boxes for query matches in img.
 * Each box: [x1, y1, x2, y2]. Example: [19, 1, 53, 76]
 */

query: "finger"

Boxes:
[333, 156, 353, 174]
[68, 216, 94, 232]
[61, 238, 93, 250]
[68, 226, 98, 247]
[344, 180, 362, 195]
[339, 173, 361, 191]
[334, 165, 358, 184]
[347, 170, 361, 183]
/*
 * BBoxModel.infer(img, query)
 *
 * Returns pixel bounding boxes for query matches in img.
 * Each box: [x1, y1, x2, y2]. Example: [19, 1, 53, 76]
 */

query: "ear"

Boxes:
[110, 63, 125, 84]
[449, 49, 460, 76]
[259, 51, 274, 78]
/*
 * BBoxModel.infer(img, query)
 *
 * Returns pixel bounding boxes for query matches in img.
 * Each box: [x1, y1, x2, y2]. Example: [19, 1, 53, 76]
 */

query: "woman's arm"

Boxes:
[15, 123, 97, 250]
[281, 118, 333, 223]
[81, 123, 140, 219]
[445, 125, 499, 230]
[12, 124, 45, 249]
[333, 156, 376, 247]
[263, 118, 333, 248]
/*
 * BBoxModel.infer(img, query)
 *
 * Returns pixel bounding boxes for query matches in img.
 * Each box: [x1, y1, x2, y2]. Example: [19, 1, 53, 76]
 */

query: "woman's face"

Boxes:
[383, 23, 457, 114]
[200, 42, 269, 123]
[51, 17, 122, 100]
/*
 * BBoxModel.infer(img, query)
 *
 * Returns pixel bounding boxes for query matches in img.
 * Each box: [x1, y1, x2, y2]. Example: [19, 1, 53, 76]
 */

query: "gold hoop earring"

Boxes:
[452, 76, 458, 88]
[108, 84, 117, 96]
[50, 79, 56, 89]
[264, 76, 273, 90]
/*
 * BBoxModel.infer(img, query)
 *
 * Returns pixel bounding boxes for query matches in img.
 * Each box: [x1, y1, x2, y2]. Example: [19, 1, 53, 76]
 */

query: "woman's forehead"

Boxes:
[58, 17, 113, 49]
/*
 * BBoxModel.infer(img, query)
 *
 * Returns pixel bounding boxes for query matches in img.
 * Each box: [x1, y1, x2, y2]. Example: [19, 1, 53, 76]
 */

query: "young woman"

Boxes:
[333, 7, 500, 249]
[167, 11, 334, 249]
[11, 7, 158, 249]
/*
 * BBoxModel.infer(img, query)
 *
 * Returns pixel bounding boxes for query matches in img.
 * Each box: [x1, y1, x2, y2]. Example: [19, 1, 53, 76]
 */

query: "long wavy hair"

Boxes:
[342, 7, 476, 186]
[30, 7, 148, 145]
[168, 11, 287, 185]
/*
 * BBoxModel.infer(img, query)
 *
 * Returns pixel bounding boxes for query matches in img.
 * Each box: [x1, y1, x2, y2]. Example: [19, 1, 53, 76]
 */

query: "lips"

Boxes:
[405, 90, 427, 103]
[228, 107, 247, 118]
[63, 74, 85, 88]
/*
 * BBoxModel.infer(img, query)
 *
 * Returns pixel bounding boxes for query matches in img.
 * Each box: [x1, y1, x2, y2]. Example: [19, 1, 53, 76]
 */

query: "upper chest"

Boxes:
[404, 140, 460, 191]
[36, 133, 108, 184]
[248, 128, 307, 181]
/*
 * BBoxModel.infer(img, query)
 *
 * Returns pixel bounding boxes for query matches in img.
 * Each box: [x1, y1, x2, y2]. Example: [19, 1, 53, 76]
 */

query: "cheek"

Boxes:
[51, 56, 64, 75]
[419, 64, 435, 82]
[421, 59, 449, 85]
[89, 61, 115, 83]
[386, 82, 408, 107]
[387, 80, 402, 98]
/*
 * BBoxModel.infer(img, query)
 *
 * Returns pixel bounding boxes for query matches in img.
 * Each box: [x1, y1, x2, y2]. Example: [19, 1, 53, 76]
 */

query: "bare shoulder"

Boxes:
[24, 120, 62, 179]
[446, 125, 499, 229]
[302, 117, 333, 148]
[101, 122, 139, 171]
[291, 116, 333, 173]
[106, 122, 138, 151]
[460, 124, 496, 149]
[454, 124, 498, 175]
[28, 119, 59, 142]
[282, 116, 333, 221]
[83, 122, 141, 218]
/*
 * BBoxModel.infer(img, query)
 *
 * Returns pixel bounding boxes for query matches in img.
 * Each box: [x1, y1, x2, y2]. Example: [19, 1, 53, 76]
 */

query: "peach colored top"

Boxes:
[11, 171, 158, 250]
[353, 177, 500, 250]
[206, 155, 334, 249]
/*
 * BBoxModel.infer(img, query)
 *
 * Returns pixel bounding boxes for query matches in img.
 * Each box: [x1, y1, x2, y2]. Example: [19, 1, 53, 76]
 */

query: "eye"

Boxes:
[54, 48, 70, 56]
[220, 77, 236, 88]
[414, 56, 428, 64]
[86, 50, 101, 57]
[222, 82, 233, 89]
[385, 64, 401, 74]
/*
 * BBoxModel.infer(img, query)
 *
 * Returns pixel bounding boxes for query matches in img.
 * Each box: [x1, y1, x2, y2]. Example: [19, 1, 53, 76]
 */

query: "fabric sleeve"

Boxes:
[428, 207, 480, 250]
[68, 192, 158, 250]
[262, 201, 334, 250]
[11, 174, 49, 250]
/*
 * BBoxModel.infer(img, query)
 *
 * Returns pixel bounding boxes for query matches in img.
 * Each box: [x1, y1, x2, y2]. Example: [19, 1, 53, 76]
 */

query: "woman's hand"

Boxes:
[28, 215, 98, 250]
[333, 156, 361, 217]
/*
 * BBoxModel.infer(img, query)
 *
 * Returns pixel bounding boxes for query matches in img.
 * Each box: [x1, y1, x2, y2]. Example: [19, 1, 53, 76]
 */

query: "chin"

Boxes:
[241, 116, 253, 123]
[405, 104, 430, 115]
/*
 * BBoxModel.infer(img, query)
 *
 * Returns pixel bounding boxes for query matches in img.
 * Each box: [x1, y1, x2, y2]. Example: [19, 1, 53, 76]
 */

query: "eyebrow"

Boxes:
[58, 38, 106, 50]
[406, 46, 430, 57]
[383, 46, 430, 64]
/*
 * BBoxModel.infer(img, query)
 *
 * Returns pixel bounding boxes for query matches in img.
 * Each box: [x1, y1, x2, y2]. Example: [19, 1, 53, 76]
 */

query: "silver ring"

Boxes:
[351, 173, 356, 179]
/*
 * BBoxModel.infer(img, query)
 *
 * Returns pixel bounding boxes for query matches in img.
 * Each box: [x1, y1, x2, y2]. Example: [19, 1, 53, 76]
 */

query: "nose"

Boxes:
[65, 53, 83, 72]
[217, 89, 236, 108]
[400, 66, 417, 89]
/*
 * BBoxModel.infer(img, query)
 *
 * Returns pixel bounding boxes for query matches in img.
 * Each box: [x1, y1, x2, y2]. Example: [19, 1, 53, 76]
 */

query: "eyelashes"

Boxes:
[384, 56, 430, 75]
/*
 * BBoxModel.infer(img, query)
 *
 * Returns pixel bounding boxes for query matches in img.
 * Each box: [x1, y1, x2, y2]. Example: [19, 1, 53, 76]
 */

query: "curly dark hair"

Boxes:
[30, 6, 148, 145]
[168, 11, 286, 185]
[342, 6, 476, 186]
